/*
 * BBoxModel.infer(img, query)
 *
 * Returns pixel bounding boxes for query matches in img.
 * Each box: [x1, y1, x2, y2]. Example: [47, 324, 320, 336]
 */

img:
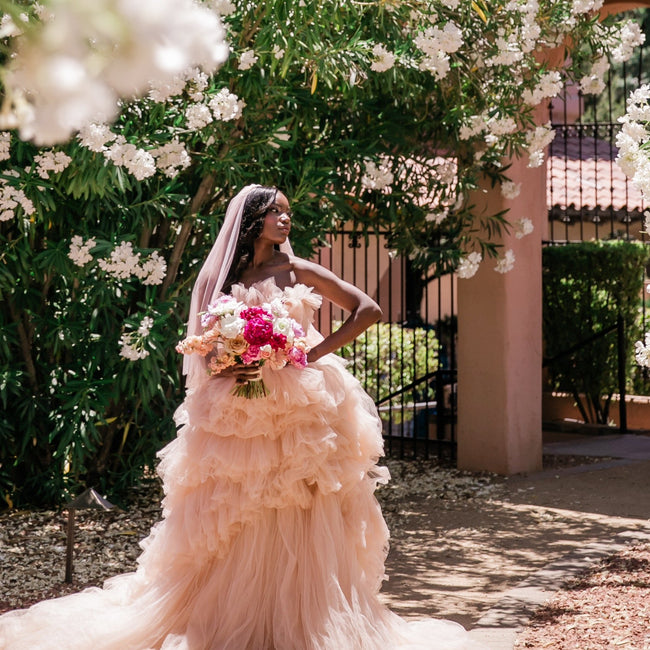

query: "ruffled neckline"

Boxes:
[230, 277, 322, 311]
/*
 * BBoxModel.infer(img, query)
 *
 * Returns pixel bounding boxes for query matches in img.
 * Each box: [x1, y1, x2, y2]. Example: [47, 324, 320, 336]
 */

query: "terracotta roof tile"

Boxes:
[547, 130, 646, 216]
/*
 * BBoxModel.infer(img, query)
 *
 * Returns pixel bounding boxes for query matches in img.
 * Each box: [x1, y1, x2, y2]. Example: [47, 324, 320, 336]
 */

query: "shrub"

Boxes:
[542, 240, 650, 424]
[338, 322, 439, 425]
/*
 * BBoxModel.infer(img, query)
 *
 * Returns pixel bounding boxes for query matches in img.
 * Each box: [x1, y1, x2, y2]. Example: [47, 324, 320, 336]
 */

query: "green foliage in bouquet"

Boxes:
[542, 241, 650, 425]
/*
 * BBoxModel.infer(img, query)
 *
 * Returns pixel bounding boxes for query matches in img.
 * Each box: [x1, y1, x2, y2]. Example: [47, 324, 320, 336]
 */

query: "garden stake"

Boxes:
[65, 488, 115, 583]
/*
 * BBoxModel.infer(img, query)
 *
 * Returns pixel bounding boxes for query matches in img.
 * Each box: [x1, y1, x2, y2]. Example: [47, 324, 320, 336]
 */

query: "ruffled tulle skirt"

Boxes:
[0, 356, 476, 649]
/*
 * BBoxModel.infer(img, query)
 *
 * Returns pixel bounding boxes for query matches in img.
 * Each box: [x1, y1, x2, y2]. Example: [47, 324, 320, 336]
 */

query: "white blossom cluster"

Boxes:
[525, 123, 555, 168]
[456, 252, 482, 279]
[151, 140, 192, 179]
[414, 22, 463, 80]
[0, 132, 11, 162]
[572, 0, 604, 14]
[68, 238, 167, 285]
[610, 20, 645, 64]
[97, 242, 167, 285]
[105, 140, 156, 181]
[0, 176, 35, 221]
[361, 158, 394, 192]
[238, 50, 259, 71]
[522, 71, 563, 106]
[149, 68, 210, 104]
[501, 181, 521, 200]
[33, 151, 72, 179]
[77, 127, 192, 181]
[634, 334, 650, 368]
[494, 249, 516, 274]
[185, 88, 246, 130]
[514, 217, 534, 239]
[579, 56, 610, 96]
[616, 85, 650, 201]
[371, 44, 395, 73]
[119, 317, 153, 361]
[68, 235, 96, 266]
[2, 0, 229, 145]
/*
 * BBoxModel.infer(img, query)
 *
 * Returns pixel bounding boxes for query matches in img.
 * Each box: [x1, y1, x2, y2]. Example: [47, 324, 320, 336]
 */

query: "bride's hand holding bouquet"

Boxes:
[176, 293, 309, 398]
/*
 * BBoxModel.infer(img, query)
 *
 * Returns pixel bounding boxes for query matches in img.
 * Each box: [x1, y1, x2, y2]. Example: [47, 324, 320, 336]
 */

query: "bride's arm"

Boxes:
[292, 258, 382, 363]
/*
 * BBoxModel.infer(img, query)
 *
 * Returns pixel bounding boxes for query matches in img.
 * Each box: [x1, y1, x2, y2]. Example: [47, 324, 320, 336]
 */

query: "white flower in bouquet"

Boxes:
[220, 312, 246, 339]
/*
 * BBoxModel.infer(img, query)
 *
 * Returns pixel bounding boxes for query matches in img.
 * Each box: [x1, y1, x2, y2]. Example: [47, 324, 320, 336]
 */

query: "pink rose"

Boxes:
[288, 346, 307, 368]
[241, 345, 261, 364]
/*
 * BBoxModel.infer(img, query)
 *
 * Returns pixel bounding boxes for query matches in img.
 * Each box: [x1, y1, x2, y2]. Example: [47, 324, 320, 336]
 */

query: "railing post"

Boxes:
[617, 312, 627, 434]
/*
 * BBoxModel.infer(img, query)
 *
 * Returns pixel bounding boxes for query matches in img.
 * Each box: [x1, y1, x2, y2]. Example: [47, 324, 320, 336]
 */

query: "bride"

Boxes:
[0, 185, 477, 649]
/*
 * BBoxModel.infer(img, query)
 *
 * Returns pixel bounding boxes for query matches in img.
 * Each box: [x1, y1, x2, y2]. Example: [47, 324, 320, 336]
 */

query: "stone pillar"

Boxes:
[456, 155, 546, 475]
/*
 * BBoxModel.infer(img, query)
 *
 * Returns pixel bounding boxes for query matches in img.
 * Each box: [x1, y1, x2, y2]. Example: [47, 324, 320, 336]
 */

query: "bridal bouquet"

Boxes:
[176, 294, 309, 398]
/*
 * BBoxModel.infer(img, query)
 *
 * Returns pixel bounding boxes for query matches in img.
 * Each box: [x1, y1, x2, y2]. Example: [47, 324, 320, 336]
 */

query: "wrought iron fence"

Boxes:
[315, 227, 457, 460]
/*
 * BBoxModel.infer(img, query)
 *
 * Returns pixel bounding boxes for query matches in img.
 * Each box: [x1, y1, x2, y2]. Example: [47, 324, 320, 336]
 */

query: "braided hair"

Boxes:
[222, 186, 278, 294]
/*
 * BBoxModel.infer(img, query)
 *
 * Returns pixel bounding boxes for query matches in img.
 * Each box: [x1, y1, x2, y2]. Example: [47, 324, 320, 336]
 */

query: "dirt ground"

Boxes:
[2, 433, 649, 648]
[379, 451, 650, 632]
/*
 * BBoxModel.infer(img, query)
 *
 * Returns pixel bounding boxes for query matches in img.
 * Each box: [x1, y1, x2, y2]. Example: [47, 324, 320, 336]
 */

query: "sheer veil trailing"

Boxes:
[183, 184, 293, 388]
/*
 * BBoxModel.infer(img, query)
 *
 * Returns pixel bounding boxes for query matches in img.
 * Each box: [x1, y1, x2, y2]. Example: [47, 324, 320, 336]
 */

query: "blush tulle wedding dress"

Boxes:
[0, 279, 477, 650]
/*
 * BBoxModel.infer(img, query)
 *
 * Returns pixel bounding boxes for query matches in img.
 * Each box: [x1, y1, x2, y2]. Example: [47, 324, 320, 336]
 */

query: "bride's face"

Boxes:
[259, 192, 291, 245]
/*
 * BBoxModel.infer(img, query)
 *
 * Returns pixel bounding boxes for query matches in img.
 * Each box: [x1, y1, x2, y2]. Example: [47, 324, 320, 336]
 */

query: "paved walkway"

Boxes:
[467, 433, 650, 649]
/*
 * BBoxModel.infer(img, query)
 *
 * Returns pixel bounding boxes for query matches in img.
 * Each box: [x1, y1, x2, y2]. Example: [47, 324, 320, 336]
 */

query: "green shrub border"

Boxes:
[542, 240, 650, 424]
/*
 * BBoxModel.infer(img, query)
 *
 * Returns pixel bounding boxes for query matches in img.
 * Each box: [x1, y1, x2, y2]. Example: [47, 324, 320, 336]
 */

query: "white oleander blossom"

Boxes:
[415, 22, 463, 80]
[2, 0, 229, 145]
[457, 252, 482, 279]
[104, 139, 156, 181]
[616, 85, 650, 200]
[0, 177, 35, 221]
[494, 249, 515, 273]
[209, 89, 246, 121]
[579, 56, 610, 96]
[33, 150, 72, 179]
[185, 103, 213, 130]
[119, 318, 152, 360]
[514, 217, 534, 239]
[97, 242, 166, 285]
[634, 334, 650, 368]
[361, 158, 394, 191]
[610, 20, 645, 64]
[0, 132, 11, 161]
[272, 45, 285, 60]
[525, 123, 555, 168]
[68, 235, 96, 266]
[370, 44, 395, 72]
[238, 50, 258, 71]
[572, 0, 604, 14]
[522, 71, 563, 106]
[501, 181, 521, 200]
[151, 140, 191, 178]
[77, 123, 116, 152]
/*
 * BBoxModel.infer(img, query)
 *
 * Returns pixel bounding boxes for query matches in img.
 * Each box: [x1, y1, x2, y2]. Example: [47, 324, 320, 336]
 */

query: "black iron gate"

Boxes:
[316, 227, 457, 461]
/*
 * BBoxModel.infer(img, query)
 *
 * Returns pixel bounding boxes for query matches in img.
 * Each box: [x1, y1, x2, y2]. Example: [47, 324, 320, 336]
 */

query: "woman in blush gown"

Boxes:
[0, 185, 478, 649]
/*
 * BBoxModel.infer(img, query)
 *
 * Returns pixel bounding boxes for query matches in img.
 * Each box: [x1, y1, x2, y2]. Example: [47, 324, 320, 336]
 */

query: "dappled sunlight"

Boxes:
[380, 462, 650, 628]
